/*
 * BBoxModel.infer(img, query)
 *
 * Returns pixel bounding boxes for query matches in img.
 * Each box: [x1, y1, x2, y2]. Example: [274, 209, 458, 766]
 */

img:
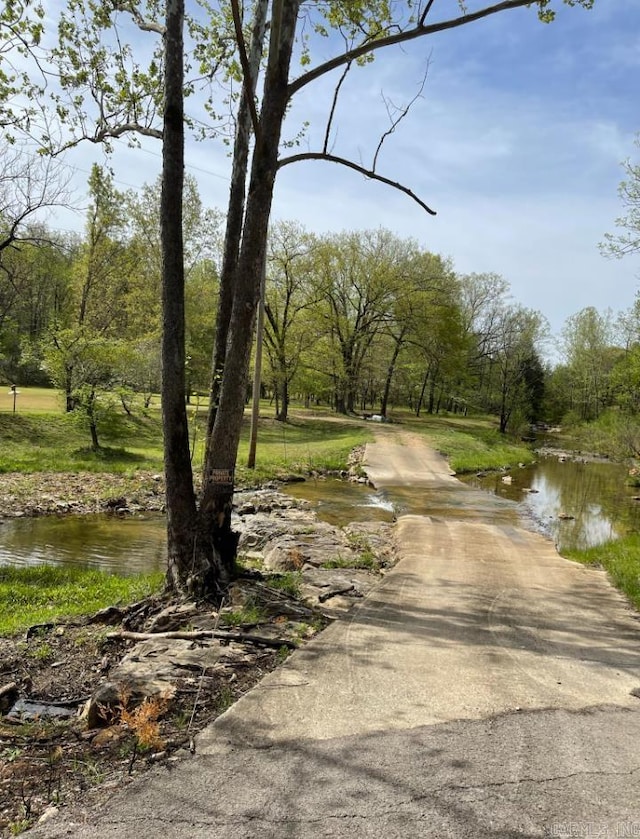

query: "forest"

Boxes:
[1, 162, 639, 456]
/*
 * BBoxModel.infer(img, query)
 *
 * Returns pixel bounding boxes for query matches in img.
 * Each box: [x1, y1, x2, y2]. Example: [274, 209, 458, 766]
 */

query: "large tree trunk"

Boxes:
[197, 0, 301, 585]
[161, 0, 198, 595]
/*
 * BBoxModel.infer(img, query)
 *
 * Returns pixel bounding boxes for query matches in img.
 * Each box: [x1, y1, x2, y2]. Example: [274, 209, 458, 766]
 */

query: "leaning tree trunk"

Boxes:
[161, 0, 198, 594]
[197, 0, 301, 591]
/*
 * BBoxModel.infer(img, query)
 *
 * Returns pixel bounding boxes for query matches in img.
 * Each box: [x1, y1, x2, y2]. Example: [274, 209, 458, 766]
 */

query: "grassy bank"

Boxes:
[0, 566, 164, 635]
[0, 390, 371, 477]
[397, 412, 535, 473]
[563, 536, 640, 612]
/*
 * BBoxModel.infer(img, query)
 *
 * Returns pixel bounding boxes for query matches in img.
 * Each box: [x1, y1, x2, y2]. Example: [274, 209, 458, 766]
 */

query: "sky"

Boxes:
[46, 0, 640, 352]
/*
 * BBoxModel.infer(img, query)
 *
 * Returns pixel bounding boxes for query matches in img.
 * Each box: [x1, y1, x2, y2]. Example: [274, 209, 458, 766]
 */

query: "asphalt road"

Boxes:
[32, 429, 640, 839]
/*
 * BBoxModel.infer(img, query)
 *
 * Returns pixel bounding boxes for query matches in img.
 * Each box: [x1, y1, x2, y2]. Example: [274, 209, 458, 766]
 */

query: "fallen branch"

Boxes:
[107, 629, 297, 650]
[318, 585, 361, 603]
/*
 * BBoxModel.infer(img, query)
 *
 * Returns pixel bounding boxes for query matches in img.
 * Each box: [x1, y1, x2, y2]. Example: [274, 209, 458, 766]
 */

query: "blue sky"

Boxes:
[51, 0, 640, 349]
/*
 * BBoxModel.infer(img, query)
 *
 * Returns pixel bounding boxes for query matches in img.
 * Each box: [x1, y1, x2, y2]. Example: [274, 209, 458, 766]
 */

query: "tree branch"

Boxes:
[230, 0, 261, 144]
[277, 152, 436, 215]
[323, 60, 352, 155]
[373, 60, 429, 171]
[288, 0, 535, 99]
[419, 0, 437, 27]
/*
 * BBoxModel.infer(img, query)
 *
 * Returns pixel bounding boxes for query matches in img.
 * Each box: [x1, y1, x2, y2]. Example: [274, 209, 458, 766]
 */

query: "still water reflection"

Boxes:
[0, 514, 166, 575]
[462, 456, 640, 551]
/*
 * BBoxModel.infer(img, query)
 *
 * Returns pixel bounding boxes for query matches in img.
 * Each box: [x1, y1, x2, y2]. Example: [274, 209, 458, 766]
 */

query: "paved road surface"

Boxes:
[32, 429, 640, 838]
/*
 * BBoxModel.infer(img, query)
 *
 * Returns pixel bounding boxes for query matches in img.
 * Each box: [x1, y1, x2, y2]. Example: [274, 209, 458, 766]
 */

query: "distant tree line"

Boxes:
[0, 164, 555, 437]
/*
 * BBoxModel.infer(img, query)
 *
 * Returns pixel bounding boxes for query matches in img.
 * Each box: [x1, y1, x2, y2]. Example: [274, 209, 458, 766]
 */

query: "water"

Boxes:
[286, 456, 640, 552]
[462, 455, 640, 551]
[1, 456, 638, 575]
[279, 478, 395, 527]
[0, 513, 167, 575]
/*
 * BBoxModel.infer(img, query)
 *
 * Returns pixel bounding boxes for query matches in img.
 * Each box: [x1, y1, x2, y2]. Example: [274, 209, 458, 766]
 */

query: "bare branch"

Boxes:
[47, 122, 162, 157]
[373, 60, 430, 171]
[288, 0, 535, 99]
[230, 0, 261, 143]
[419, 0, 437, 27]
[323, 60, 352, 155]
[0, 149, 73, 253]
[277, 152, 436, 215]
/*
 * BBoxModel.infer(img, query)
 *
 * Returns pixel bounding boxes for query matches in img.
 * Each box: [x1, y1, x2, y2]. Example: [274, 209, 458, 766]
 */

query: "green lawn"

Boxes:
[0, 385, 64, 414]
[0, 565, 164, 634]
[393, 410, 535, 473]
[0, 389, 372, 477]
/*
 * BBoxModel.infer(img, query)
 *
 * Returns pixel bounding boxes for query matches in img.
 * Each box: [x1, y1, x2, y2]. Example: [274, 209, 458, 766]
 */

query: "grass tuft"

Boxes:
[398, 413, 535, 473]
[563, 535, 640, 611]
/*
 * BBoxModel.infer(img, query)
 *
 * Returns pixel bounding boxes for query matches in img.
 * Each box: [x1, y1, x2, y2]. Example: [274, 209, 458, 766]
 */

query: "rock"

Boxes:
[263, 525, 356, 571]
[146, 602, 200, 632]
[91, 725, 127, 748]
[263, 537, 307, 571]
[0, 681, 19, 713]
[88, 605, 126, 625]
[84, 674, 176, 729]
[37, 806, 60, 825]
[8, 698, 77, 722]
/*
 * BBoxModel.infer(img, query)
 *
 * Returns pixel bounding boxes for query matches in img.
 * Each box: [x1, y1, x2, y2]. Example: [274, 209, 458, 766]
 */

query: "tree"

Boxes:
[601, 134, 640, 259]
[5, 0, 597, 596]
[491, 306, 547, 433]
[43, 330, 128, 449]
[561, 306, 616, 421]
[0, 148, 71, 258]
[312, 229, 406, 414]
[0, 231, 72, 383]
[263, 221, 317, 422]
[45, 166, 134, 410]
[124, 176, 223, 399]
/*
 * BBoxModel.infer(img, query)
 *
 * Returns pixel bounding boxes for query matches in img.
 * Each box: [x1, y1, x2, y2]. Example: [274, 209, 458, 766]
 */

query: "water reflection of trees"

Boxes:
[490, 458, 640, 551]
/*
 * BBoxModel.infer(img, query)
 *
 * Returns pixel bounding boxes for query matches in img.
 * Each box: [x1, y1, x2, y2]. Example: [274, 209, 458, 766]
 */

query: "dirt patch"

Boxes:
[0, 471, 167, 519]
[0, 584, 329, 836]
[0, 469, 395, 835]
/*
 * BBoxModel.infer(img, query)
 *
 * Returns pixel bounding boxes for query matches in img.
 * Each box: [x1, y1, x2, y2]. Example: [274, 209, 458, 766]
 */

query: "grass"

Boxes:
[0, 389, 370, 477]
[219, 603, 266, 627]
[264, 571, 302, 598]
[323, 553, 378, 571]
[0, 565, 164, 635]
[563, 535, 640, 612]
[0, 411, 165, 474]
[234, 414, 371, 482]
[0, 386, 63, 414]
[396, 412, 535, 473]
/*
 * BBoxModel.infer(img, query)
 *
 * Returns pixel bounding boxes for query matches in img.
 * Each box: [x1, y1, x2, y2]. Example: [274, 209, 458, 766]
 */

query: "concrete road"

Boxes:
[32, 429, 640, 838]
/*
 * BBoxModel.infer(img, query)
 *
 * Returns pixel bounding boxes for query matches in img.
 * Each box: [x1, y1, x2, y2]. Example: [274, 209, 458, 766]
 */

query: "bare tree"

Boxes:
[0, 148, 71, 256]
